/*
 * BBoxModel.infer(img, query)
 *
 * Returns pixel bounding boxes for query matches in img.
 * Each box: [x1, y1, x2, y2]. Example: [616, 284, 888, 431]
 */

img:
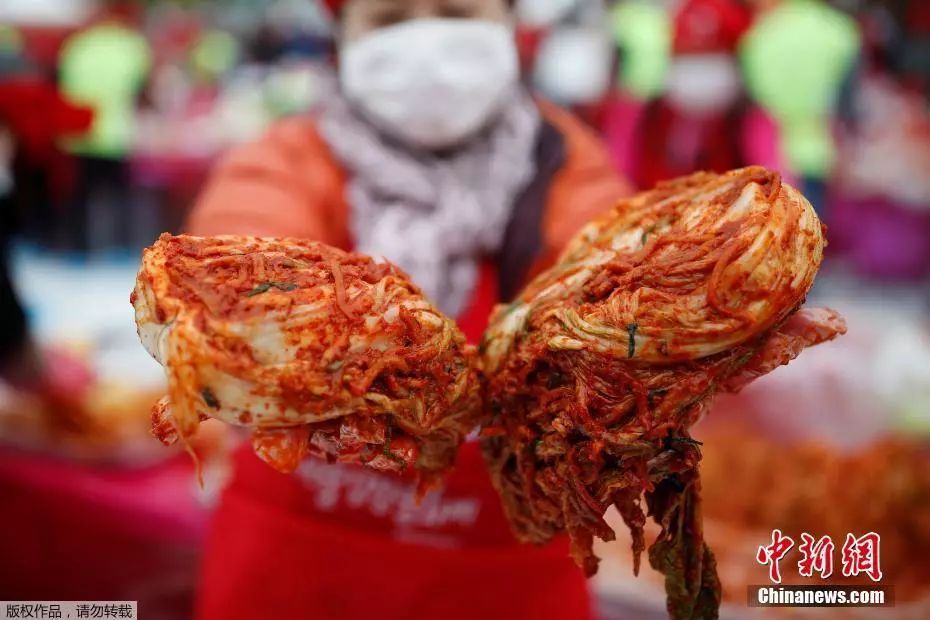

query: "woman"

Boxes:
[189, 1, 629, 618]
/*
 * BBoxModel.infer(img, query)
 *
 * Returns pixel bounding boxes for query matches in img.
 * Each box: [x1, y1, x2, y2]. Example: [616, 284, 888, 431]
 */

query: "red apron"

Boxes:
[195, 262, 591, 620]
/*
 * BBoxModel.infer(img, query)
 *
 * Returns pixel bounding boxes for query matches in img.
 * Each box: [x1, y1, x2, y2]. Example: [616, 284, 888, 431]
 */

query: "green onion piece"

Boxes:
[246, 282, 273, 297]
[246, 281, 298, 297]
[201, 387, 221, 410]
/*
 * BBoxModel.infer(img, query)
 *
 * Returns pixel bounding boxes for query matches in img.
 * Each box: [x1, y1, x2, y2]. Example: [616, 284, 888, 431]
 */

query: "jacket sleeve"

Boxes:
[186, 118, 349, 246]
[537, 101, 633, 267]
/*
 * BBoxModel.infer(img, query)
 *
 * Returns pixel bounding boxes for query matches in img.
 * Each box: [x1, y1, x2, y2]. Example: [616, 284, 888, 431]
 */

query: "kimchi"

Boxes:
[480, 168, 847, 619]
[132, 234, 482, 486]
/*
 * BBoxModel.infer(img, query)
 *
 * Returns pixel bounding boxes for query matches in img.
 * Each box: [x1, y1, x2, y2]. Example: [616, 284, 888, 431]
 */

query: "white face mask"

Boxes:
[339, 18, 519, 151]
[665, 54, 742, 115]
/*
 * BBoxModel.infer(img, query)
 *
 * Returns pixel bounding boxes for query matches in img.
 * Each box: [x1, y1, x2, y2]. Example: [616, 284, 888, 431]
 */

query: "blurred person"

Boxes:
[58, 0, 152, 252]
[0, 30, 59, 247]
[527, 0, 616, 124]
[740, 0, 861, 215]
[609, 0, 673, 101]
[0, 45, 94, 418]
[605, 0, 787, 189]
[187, 0, 630, 618]
[511, 0, 577, 73]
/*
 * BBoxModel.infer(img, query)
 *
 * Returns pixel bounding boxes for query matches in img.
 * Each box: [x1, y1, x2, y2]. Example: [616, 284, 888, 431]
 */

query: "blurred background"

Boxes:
[0, 0, 928, 618]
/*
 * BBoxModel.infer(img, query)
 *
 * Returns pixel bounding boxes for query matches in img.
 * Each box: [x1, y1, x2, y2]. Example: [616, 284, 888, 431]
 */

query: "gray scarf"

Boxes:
[317, 89, 540, 317]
